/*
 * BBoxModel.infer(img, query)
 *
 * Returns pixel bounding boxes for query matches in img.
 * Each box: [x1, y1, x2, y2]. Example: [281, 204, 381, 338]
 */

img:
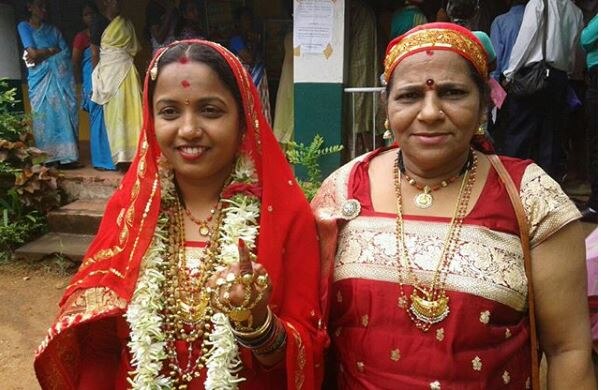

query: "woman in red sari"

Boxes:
[35, 40, 326, 389]
[312, 23, 595, 389]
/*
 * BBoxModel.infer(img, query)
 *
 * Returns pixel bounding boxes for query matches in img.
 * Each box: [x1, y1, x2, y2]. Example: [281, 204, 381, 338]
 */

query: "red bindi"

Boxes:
[426, 50, 434, 56]
[181, 80, 190, 88]
[425, 79, 435, 89]
[178, 56, 189, 64]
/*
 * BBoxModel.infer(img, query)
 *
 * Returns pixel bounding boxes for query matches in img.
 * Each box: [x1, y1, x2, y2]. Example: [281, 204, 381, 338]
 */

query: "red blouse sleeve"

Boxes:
[72, 31, 90, 51]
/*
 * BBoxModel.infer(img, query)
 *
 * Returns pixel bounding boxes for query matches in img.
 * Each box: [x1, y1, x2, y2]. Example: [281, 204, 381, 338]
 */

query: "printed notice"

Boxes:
[294, 0, 334, 54]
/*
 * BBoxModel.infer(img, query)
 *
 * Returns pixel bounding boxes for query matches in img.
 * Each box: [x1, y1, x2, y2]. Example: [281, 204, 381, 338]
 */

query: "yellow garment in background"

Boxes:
[94, 15, 142, 164]
[347, 0, 379, 153]
[273, 31, 293, 143]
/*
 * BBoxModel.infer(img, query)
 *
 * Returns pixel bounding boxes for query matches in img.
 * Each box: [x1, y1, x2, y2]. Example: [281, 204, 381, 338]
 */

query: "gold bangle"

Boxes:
[231, 306, 273, 340]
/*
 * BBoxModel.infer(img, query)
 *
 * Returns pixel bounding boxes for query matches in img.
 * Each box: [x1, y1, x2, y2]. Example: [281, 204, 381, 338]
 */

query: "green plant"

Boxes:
[284, 134, 344, 200]
[0, 79, 59, 259]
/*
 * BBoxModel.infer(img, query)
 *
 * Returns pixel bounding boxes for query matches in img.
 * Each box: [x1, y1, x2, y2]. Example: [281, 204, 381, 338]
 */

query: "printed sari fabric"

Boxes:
[92, 15, 142, 164]
[35, 39, 327, 389]
[312, 148, 581, 389]
[17, 22, 79, 164]
[80, 43, 115, 170]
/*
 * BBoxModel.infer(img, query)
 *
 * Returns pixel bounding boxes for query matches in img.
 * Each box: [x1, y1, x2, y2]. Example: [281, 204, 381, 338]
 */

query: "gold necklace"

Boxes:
[399, 152, 474, 209]
[161, 196, 224, 386]
[393, 149, 477, 332]
[184, 201, 221, 237]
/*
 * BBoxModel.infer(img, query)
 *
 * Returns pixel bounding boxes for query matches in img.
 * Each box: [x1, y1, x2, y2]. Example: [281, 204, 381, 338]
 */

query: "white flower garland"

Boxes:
[126, 155, 261, 389]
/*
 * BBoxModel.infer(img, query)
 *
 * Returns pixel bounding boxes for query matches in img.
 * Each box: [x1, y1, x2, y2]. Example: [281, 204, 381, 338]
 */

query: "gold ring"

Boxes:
[256, 274, 269, 287]
[241, 273, 254, 286]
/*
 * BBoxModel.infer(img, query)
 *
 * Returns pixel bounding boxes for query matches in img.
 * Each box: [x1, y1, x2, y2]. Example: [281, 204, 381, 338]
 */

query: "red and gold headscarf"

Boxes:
[383, 22, 489, 83]
[35, 40, 326, 389]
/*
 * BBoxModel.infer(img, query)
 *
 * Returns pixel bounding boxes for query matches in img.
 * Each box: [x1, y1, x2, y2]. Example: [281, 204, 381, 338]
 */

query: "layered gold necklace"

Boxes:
[393, 149, 477, 332]
[161, 195, 224, 387]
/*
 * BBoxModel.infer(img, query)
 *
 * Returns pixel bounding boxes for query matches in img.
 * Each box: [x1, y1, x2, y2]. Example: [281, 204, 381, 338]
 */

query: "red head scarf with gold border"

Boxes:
[384, 22, 489, 83]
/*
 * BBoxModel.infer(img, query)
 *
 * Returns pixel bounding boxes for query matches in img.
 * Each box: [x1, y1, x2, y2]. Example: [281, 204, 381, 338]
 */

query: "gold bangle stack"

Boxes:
[231, 306, 273, 340]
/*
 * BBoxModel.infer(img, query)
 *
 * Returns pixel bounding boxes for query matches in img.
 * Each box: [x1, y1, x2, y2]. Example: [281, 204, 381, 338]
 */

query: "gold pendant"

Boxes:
[199, 224, 210, 236]
[178, 293, 210, 323]
[414, 192, 433, 208]
[409, 289, 449, 325]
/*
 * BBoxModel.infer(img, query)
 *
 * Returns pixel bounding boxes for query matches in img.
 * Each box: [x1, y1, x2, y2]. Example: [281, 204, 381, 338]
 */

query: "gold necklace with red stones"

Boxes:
[393, 149, 478, 332]
[184, 202, 221, 237]
[398, 151, 475, 209]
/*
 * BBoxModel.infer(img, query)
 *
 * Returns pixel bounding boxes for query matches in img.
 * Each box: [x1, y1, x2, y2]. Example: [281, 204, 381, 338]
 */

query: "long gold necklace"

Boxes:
[161, 196, 224, 387]
[394, 149, 477, 332]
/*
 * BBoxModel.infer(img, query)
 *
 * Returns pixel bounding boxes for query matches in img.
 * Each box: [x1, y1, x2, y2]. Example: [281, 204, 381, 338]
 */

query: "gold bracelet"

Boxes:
[231, 307, 273, 340]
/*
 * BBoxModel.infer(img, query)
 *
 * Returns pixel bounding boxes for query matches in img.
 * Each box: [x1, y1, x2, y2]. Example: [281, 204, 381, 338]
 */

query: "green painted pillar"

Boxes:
[293, 0, 346, 177]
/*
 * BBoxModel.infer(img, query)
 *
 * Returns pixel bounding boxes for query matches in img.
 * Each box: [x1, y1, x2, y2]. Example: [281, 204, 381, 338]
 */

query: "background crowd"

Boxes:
[348, 0, 597, 222]
[15, 0, 292, 172]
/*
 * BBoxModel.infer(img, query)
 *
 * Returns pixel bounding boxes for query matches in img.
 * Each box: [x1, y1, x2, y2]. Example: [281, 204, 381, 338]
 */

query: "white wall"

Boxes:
[293, 0, 345, 83]
[0, 4, 22, 80]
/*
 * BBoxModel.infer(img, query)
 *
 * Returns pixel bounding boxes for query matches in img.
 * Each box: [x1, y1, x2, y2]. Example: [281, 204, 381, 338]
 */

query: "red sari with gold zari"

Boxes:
[312, 147, 581, 389]
[34, 40, 327, 389]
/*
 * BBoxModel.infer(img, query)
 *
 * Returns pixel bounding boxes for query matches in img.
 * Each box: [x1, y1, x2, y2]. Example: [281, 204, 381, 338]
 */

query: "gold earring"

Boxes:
[475, 124, 486, 135]
[383, 119, 392, 140]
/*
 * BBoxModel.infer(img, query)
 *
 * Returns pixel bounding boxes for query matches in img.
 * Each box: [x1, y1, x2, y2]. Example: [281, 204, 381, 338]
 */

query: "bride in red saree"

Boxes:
[35, 40, 327, 389]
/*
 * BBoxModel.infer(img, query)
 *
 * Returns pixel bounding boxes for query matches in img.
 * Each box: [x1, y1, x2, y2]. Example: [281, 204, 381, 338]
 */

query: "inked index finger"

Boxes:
[238, 238, 253, 276]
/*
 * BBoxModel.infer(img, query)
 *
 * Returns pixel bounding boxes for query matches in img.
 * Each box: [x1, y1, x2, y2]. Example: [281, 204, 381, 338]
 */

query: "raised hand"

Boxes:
[208, 238, 272, 330]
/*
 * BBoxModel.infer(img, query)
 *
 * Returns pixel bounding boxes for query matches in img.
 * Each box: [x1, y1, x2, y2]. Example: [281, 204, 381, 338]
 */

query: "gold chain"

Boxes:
[160, 196, 224, 387]
[393, 149, 478, 332]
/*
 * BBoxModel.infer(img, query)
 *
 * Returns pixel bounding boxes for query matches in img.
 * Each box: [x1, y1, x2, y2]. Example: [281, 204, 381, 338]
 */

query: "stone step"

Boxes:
[14, 232, 94, 263]
[47, 199, 107, 235]
[59, 166, 123, 202]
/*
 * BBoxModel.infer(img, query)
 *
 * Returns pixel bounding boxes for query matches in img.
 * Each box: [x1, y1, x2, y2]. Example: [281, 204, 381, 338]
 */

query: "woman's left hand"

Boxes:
[208, 239, 272, 330]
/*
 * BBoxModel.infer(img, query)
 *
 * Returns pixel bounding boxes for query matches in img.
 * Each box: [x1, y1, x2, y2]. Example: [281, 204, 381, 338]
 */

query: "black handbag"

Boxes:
[509, 61, 551, 97]
[509, 0, 550, 97]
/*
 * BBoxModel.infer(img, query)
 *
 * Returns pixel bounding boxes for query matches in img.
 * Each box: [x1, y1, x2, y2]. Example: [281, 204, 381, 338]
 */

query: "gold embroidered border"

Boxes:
[384, 28, 488, 81]
[334, 262, 526, 311]
[37, 287, 127, 357]
[285, 322, 306, 390]
[520, 164, 582, 248]
[68, 175, 159, 290]
[334, 217, 528, 311]
[80, 139, 150, 269]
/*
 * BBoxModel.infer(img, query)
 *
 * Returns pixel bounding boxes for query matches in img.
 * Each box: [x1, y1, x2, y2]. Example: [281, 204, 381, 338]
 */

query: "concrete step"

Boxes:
[47, 199, 107, 235]
[14, 232, 94, 262]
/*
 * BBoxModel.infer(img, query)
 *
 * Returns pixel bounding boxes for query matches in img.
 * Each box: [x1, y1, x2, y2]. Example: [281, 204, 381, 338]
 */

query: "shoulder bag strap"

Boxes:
[488, 154, 540, 390]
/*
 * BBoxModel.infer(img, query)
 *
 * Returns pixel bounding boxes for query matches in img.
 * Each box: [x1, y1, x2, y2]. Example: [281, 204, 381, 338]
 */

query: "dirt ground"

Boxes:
[0, 257, 76, 390]
[0, 223, 595, 389]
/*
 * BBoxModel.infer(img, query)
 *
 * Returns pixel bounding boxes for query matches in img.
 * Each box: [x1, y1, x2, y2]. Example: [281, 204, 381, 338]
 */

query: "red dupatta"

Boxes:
[35, 40, 327, 389]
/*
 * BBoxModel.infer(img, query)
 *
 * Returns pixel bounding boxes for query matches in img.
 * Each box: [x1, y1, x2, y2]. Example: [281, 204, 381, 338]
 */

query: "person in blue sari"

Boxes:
[72, 2, 115, 171]
[17, 0, 80, 167]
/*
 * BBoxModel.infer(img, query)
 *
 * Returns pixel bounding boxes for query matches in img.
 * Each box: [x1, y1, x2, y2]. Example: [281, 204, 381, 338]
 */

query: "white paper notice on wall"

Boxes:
[293, 0, 334, 56]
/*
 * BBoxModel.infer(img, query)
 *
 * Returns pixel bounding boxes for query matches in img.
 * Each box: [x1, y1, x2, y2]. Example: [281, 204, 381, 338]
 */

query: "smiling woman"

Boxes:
[312, 22, 595, 390]
[34, 40, 327, 390]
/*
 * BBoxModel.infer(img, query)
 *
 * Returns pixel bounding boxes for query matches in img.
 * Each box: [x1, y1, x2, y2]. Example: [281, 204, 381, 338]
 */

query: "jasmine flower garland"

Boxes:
[126, 155, 261, 389]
